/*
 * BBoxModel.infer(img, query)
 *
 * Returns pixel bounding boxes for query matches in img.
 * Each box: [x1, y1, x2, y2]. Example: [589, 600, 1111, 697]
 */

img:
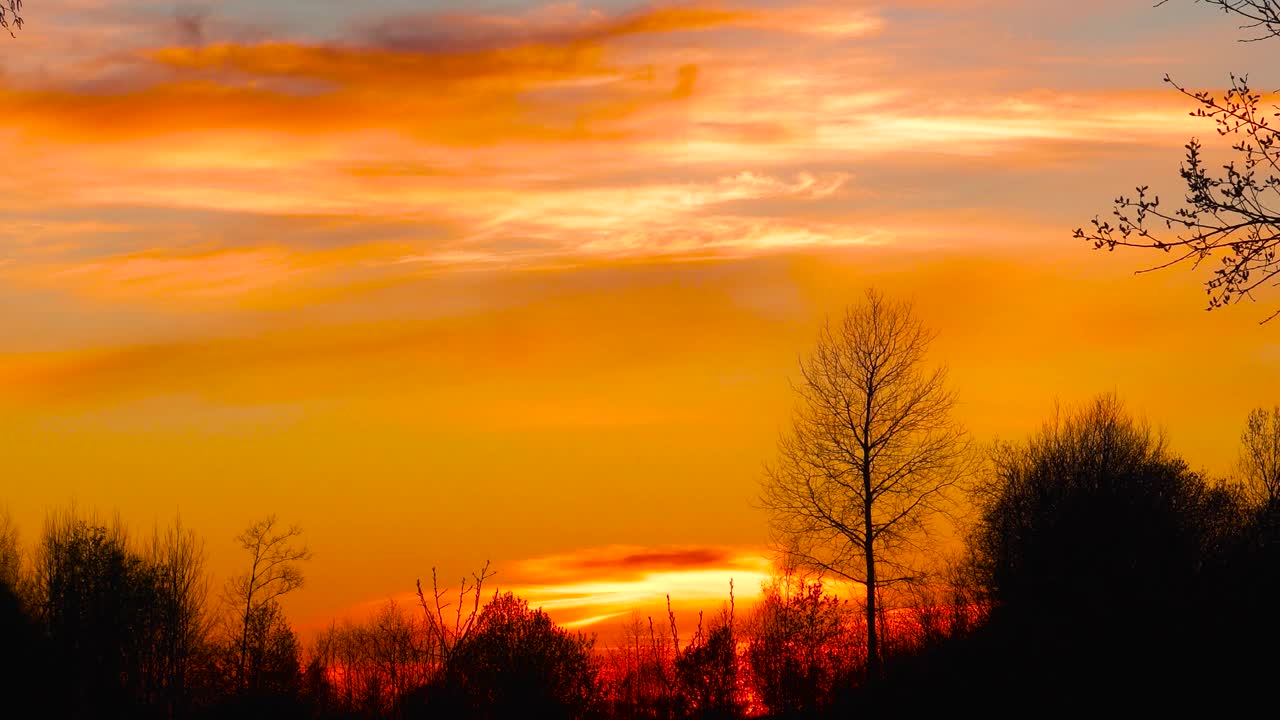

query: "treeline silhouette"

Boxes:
[3, 394, 1280, 718]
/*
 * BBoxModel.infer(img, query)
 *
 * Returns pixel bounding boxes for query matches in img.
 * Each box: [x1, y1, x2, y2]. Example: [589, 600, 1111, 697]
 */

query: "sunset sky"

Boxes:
[3, 0, 1280, 637]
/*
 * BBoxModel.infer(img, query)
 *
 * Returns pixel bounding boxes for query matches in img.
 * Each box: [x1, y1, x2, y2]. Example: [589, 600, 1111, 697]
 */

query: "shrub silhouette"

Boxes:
[965, 394, 1242, 702]
[675, 622, 740, 720]
[410, 592, 597, 720]
[746, 573, 853, 719]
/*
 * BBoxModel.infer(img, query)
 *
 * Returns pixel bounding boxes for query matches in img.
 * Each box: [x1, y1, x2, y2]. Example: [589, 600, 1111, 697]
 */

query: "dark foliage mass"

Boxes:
[864, 396, 1280, 715]
[412, 592, 598, 720]
[964, 396, 1245, 703]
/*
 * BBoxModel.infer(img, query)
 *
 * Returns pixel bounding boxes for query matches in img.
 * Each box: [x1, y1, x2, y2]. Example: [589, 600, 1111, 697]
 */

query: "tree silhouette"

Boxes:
[222, 515, 311, 693]
[311, 599, 431, 718]
[416, 591, 598, 720]
[601, 611, 680, 719]
[241, 600, 303, 694]
[1236, 405, 1280, 505]
[674, 623, 738, 720]
[760, 288, 970, 679]
[144, 517, 211, 717]
[746, 569, 853, 718]
[672, 586, 741, 720]
[30, 509, 160, 717]
[1075, 1, 1280, 321]
[0, 505, 19, 591]
[966, 394, 1242, 699]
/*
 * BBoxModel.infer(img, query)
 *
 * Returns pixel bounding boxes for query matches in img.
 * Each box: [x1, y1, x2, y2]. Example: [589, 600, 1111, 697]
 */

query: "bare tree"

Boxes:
[0, 505, 20, 591]
[223, 515, 311, 691]
[1075, 1, 1280, 321]
[760, 288, 970, 679]
[311, 599, 431, 718]
[603, 611, 678, 718]
[145, 516, 211, 716]
[1237, 405, 1280, 505]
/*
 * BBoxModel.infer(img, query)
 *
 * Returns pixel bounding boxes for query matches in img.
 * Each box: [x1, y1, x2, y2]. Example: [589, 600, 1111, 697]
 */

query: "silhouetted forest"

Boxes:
[4, 393, 1280, 718]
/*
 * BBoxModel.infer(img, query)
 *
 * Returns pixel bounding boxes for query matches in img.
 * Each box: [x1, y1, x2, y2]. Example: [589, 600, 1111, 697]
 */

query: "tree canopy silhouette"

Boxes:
[26, 509, 218, 718]
[965, 394, 1243, 699]
[760, 288, 970, 680]
[1236, 405, 1280, 506]
[418, 591, 598, 720]
[0, 506, 19, 590]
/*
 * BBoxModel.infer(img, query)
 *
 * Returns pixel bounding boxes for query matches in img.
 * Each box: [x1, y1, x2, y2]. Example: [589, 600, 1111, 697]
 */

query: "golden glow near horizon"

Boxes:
[3, 0, 1280, 635]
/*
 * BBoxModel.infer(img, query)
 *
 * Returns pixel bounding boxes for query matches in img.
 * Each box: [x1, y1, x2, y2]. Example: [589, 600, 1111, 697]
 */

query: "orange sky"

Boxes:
[2, 0, 1280, 639]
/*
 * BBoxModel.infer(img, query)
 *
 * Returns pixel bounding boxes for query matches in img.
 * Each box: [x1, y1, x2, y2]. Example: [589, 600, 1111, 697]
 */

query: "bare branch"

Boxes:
[0, 1, 23, 36]
[1077, 4, 1280, 321]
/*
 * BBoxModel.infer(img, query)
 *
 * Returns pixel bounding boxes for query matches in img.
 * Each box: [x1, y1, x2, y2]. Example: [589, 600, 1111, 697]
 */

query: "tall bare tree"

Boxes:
[223, 515, 311, 691]
[1237, 405, 1280, 505]
[760, 289, 969, 679]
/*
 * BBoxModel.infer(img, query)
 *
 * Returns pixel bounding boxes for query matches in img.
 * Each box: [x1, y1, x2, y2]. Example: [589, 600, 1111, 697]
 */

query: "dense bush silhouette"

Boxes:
[963, 395, 1246, 704]
[31, 513, 165, 718]
[674, 621, 740, 719]
[409, 592, 597, 720]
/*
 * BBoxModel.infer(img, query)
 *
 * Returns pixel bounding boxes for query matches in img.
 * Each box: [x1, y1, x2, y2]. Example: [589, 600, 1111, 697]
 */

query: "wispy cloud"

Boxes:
[0, 0, 1219, 306]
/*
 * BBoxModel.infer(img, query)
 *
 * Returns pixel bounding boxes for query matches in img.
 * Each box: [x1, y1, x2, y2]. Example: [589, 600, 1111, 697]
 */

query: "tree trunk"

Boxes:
[864, 464, 880, 681]
[239, 582, 254, 691]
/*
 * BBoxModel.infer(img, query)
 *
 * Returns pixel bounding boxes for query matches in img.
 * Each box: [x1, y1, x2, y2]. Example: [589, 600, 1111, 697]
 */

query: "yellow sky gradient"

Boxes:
[2, 0, 1279, 638]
